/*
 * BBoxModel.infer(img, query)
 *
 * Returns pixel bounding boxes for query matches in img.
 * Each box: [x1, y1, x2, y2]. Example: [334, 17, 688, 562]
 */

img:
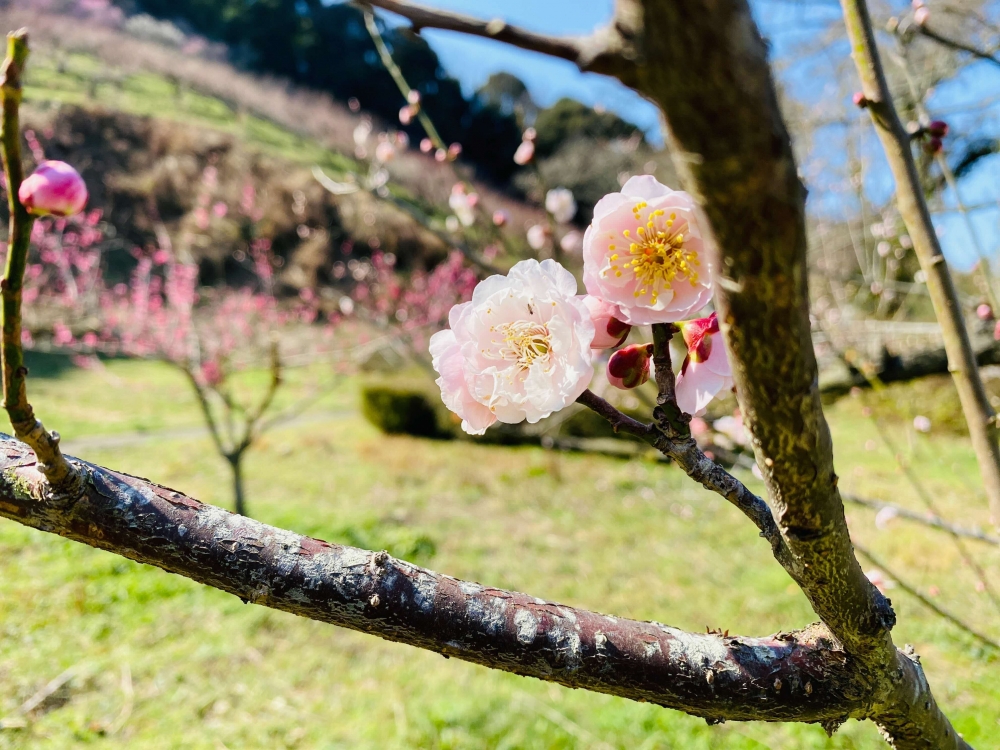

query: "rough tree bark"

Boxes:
[0, 436, 866, 725]
[364, 0, 971, 745]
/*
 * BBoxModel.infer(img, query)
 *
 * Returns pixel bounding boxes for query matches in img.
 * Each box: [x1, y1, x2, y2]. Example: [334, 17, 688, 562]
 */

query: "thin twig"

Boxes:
[842, 0, 1000, 529]
[0, 29, 79, 492]
[853, 542, 1000, 651]
[868, 416, 1000, 614]
[575, 328, 793, 571]
[844, 493, 1000, 546]
[361, 8, 446, 152]
[915, 24, 1000, 69]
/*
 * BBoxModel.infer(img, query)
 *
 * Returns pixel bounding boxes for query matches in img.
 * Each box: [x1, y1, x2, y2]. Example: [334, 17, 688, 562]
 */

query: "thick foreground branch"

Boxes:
[0, 434, 863, 724]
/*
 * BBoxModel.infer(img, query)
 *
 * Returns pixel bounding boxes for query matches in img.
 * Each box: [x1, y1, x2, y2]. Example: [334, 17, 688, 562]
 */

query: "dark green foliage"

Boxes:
[361, 385, 449, 438]
[532, 97, 642, 158]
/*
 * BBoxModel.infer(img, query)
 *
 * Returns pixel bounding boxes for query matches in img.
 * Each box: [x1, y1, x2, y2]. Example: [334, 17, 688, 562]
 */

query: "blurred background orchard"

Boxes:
[0, 0, 998, 747]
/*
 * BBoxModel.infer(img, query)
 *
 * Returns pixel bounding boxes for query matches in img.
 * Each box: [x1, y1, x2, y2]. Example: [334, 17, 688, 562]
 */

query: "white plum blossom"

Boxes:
[674, 312, 733, 416]
[526, 224, 549, 251]
[545, 187, 577, 225]
[449, 184, 478, 227]
[583, 175, 713, 325]
[429, 259, 595, 435]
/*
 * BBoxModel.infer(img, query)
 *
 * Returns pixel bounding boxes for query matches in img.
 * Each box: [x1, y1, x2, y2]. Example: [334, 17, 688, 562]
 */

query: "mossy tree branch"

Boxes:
[0, 29, 79, 493]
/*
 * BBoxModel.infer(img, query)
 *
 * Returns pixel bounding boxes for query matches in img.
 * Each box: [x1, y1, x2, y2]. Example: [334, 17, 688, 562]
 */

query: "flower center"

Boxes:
[603, 202, 700, 305]
[490, 320, 552, 370]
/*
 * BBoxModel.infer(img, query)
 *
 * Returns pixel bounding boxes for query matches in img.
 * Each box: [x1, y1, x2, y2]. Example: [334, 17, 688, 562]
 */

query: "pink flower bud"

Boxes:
[607, 343, 652, 389]
[19, 160, 88, 217]
[447, 143, 463, 160]
[927, 120, 948, 137]
[977, 303, 993, 321]
[914, 6, 929, 24]
[852, 91, 868, 108]
[492, 209, 509, 227]
[420, 138, 433, 153]
[583, 295, 631, 349]
[435, 148, 447, 162]
[522, 127, 537, 142]
[407, 90, 421, 105]
[399, 105, 414, 125]
[375, 141, 396, 163]
[513, 140, 535, 165]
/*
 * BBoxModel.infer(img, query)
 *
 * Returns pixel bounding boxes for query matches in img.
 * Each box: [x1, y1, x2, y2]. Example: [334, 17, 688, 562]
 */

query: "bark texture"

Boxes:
[0, 434, 867, 724]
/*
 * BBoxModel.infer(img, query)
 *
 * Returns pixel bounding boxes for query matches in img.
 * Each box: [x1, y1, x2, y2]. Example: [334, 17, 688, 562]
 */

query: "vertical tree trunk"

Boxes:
[228, 452, 247, 517]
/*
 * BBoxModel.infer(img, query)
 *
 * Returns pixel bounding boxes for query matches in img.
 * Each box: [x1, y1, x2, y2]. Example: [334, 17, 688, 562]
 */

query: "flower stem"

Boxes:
[0, 29, 79, 492]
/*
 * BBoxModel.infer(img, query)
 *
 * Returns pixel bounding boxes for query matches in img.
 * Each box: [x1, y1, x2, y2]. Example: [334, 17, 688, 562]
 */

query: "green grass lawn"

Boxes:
[1, 359, 998, 748]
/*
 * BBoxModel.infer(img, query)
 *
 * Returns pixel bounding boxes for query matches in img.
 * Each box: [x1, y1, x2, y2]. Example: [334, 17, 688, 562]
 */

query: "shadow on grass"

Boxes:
[24, 350, 77, 379]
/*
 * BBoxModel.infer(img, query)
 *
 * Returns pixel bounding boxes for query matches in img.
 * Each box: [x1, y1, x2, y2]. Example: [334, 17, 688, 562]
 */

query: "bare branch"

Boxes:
[360, 0, 641, 83]
[0, 29, 79, 493]
[853, 542, 1000, 651]
[843, 494, 1000, 546]
[916, 24, 1000, 69]
[0, 434, 866, 725]
[842, 0, 1000, 529]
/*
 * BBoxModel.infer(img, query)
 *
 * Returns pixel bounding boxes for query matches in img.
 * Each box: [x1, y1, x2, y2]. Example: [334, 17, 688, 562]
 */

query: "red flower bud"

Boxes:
[607, 343, 652, 390]
[927, 120, 948, 137]
[18, 160, 88, 217]
[924, 136, 943, 154]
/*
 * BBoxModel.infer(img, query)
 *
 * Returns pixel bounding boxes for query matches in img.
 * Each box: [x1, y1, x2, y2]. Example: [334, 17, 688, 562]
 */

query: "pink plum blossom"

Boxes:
[583, 175, 713, 325]
[19, 161, 88, 217]
[607, 343, 652, 390]
[375, 141, 396, 163]
[582, 295, 631, 349]
[560, 230, 583, 255]
[513, 140, 535, 165]
[429, 259, 595, 435]
[674, 312, 733, 416]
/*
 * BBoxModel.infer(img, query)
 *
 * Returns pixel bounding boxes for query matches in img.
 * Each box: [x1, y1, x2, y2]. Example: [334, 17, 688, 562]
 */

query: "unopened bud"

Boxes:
[914, 6, 929, 24]
[513, 140, 535, 165]
[419, 138, 433, 153]
[977, 303, 993, 321]
[447, 142, 462, 160]
[492, 209, 509, 227]
[607, 343, 652, 390]
[927, 120, 948, 137]
[583, 296, 632, 350]
[852, 91, 869, 109]
[924, 136, 943, 154]
[407, 90, 421, 105]
[19, 160, 88, 217]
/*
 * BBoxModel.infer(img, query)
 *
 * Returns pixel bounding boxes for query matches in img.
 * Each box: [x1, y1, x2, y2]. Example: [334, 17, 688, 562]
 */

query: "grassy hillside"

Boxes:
[0, 359, 997, 749]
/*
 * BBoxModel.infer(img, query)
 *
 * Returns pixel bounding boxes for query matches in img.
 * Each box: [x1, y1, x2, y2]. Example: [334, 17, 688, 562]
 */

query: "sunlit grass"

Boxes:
[0, 359, 997, 748]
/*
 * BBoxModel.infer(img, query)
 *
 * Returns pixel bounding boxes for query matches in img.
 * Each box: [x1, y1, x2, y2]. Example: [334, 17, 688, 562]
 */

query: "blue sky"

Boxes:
[373, 0, 1000, 270]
